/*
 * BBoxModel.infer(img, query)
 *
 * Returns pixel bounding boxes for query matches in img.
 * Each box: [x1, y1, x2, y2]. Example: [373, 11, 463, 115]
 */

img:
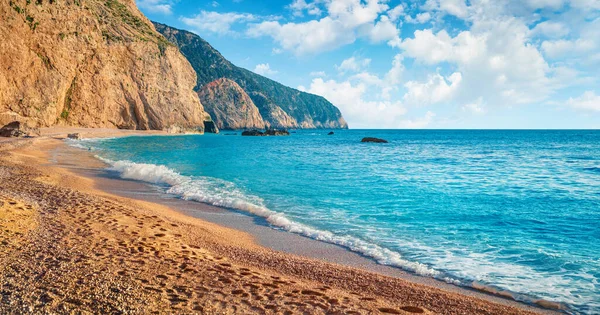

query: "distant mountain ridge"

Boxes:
[153, 22, 348, 130]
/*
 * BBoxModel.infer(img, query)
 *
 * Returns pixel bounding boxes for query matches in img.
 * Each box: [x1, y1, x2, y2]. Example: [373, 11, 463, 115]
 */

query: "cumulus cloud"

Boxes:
[399, 12, 572, 107]
[399, 111, 436, 128]
[405, 12, 432, 24]
[404, 72, 463, 106]
[288, 0, 323, 17]
[531, 21, 569, 38]
[137, 0, 173, 15]
[181, 11, 271, 35]
[254, 63, 278, 76]
[567, 91, 600, 111]
[304, 78, 408, 128]
[423, 0, 469, 19]
[336, 56, 371, 73]
[247, 0, 400, 55]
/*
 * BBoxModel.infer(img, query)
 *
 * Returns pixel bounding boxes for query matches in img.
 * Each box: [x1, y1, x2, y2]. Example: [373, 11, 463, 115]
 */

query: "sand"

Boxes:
[0, 128, 552, 314]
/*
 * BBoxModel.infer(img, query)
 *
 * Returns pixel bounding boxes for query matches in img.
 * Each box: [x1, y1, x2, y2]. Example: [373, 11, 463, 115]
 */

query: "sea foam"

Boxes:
[100, 157, 444, 279]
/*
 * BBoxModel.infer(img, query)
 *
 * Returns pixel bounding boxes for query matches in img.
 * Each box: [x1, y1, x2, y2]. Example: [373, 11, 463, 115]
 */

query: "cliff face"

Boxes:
[198, 78, 265, 130]
[154, 22, 349, 130]
[0, 0, 209, 131]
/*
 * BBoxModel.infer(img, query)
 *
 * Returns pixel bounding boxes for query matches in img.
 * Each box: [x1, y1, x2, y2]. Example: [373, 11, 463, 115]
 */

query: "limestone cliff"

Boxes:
[154, 22, 348, 130]
[198, 78, 265, 130]
[0, 0, 209, 131]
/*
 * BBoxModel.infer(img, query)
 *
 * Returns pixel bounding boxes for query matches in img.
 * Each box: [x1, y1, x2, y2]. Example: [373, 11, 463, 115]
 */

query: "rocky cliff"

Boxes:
[154, 23, 348, 130]
[198, 78, 265, 130]
[0, 0, 209, 131]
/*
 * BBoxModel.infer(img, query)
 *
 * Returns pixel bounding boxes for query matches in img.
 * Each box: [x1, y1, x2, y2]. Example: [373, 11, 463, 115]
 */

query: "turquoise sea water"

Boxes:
[72, 130, 600, 313]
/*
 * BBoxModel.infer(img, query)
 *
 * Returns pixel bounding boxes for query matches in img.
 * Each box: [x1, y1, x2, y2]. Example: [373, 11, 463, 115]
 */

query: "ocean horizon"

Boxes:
[71, 129, 600, 314]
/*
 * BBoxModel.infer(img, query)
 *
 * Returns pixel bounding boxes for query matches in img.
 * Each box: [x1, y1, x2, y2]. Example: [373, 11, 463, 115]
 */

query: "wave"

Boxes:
[98, 157, 446, 280]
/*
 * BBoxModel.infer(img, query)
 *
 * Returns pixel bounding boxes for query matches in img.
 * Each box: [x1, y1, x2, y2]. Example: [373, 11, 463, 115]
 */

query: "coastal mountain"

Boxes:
[198, 78, 265, 130]
[153, 23, 349, 130]
[0, 0, 210, 131]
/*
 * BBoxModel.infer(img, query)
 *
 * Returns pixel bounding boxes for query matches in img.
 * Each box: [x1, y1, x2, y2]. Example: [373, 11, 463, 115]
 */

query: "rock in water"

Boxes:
[264, 129, 290, 136]
[0, 121, 25, 137]
[361, 137, 388, 143]
[328, 131, 334, 135]
[242, 130, 264, 136]
[204, 121, 219, 134]
[67, 133, 81, 140]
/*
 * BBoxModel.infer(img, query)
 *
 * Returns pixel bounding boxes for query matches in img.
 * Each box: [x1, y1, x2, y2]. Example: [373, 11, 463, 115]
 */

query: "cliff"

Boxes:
[198, 78, 265, 130]
[0, 0, 209, 131]
[153, 22, 348, 130]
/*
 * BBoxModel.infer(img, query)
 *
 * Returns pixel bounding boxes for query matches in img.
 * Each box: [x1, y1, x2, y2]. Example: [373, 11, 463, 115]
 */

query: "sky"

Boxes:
[137, 0, 600, 129]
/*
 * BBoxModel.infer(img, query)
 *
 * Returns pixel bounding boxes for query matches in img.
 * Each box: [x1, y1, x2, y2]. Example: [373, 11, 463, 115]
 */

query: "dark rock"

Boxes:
[0, 121, 26, 138]
[263, 129, 290, 136]
[361, 137, 388, 143]
[204, 121, 219, 134]
[328, 131, 334, 135]
[242, 130, 264, 136]
[67, 133, 81, 140]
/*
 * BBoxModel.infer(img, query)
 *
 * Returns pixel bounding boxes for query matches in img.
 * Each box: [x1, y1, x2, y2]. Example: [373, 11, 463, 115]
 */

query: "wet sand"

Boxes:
[0, 128, 556, 314]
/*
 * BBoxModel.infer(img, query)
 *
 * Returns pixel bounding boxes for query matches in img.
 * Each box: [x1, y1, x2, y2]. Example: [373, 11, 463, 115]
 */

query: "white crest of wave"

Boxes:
[100, 158, 443, 279]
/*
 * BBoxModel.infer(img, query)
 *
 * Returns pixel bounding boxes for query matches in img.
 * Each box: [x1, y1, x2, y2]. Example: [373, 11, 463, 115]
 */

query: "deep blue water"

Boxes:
[73, 130, 600, 313]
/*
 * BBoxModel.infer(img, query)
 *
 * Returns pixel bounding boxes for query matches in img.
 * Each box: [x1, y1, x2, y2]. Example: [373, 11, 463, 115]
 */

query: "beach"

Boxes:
[0, 129, 553, 314]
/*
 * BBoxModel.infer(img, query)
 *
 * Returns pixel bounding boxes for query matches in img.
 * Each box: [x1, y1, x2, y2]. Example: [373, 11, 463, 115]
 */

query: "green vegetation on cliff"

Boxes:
[153, 22, 348, 129]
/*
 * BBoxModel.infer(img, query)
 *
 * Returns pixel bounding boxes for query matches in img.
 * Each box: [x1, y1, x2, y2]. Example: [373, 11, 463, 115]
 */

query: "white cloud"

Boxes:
[254, 63, 278, 76]
[288, 0, 323, 17]
[541, 18, 600, 61]
[247, 17, 356, 55]
[531, 21, 569, 39]
[462, 97, 486, 114]
[404, 72, 463, 106]
[387, 4, 405, 22]
[567, 91, 600, 111]
[542, 39, 596, 59]
[247, 0, 399, 55]
[525, 0, 565, 9]
[365, 15, 401, 44]
[137, 0, 173, 15]
[399, 111, 436, 128]
[310, 71, 327, 77]
[305, 78, 408, 128]
[336, 56, 371, 73]
[341, 54, 405, 100]
[399, 12, 578, 107]
[181, 11, 258, 35]
[423, 0, 469, 19]
[406, 12, 432, 24]
[570, 0, 600, 10]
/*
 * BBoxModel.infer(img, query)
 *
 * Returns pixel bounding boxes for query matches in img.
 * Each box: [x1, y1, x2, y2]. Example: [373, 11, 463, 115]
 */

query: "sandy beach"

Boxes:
[0, 128, 554, 314]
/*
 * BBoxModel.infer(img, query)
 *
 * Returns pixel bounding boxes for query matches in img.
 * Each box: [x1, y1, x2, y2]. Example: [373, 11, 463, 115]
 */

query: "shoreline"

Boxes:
[0, 128, 557, 314]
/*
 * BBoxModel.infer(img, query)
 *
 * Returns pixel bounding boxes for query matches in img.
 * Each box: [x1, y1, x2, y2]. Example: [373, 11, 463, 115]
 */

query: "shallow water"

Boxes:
[72, 130, 600, 314]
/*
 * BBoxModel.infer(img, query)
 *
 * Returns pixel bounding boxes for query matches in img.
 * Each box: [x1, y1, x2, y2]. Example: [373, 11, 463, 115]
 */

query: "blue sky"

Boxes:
[138, 0, 600, 129]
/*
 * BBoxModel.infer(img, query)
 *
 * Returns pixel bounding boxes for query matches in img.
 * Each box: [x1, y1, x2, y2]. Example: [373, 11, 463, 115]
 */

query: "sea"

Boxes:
[69, 130, 600, 314]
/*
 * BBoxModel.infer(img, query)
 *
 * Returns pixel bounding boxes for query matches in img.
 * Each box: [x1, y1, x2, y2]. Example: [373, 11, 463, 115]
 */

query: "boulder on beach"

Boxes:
[361, 137, 388, 143]
[242, 130, 264, 136]
[0, 121, 39, 138]
[68, 133, 81, 140]
[0, 121, 25, 138]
